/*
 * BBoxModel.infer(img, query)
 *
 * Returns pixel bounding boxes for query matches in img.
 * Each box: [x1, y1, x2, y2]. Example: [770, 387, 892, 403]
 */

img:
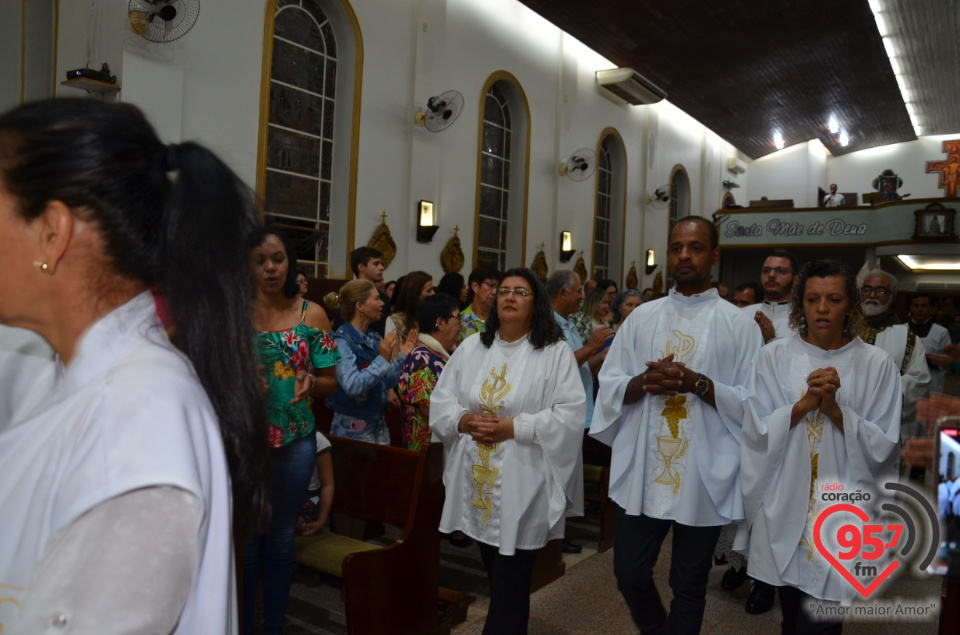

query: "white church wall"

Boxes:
[44, 0, 776, 283]
[828, 134, 960, 202]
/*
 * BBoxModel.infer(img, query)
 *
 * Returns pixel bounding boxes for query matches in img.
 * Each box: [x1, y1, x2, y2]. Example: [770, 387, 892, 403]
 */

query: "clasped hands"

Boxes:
[638, 353, 697, 395]
[458, 412, 515, 445]
[793, 366, 842, 428]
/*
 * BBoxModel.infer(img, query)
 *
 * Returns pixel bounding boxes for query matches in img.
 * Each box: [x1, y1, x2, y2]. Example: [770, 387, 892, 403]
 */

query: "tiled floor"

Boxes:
[453, 532, 944, 634]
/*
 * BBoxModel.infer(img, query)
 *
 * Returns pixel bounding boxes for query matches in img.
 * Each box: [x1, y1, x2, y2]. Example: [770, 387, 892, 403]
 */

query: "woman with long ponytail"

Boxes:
[0, 98, 268, 634]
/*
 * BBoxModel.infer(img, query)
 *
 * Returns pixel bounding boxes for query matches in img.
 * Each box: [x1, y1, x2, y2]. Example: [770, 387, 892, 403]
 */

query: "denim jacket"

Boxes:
[325, 322, 403, 420]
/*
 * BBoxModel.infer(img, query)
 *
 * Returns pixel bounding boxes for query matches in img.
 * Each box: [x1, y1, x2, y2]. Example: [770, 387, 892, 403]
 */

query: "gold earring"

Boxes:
[33, 261, 49, 272]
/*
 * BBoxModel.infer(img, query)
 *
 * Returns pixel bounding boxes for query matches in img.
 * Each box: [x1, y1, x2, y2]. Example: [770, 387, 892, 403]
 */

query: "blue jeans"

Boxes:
[243, 433, 317, 635]
[330, 411, 390, 445]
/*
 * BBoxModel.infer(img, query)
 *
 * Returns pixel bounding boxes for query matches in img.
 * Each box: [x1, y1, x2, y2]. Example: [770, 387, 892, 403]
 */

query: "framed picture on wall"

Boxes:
[913, 204, 956, 240]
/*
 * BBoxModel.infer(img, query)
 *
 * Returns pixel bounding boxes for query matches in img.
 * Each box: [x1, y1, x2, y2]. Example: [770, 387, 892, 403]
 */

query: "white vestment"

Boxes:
[912, 320, 951, 395]
[0, 293, 236, 634]
[742, 300, 796, 341]
[590, 288, 762, 525]
[869, 324, 930, 434]
[430, 332, 585, 555]
[0, 325, 57, 424]
[737, 335, 901, 602]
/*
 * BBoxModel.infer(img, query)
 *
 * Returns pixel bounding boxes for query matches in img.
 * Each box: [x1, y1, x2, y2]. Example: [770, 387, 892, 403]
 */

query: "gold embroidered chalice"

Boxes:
[654, 435, 682, 485]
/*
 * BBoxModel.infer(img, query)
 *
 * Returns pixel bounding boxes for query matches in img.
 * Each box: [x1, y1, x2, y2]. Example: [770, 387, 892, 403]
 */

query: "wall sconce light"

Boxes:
[645, 248, 657, 275]
[416, 200, 439, 243]
[560, 231, 575, 262]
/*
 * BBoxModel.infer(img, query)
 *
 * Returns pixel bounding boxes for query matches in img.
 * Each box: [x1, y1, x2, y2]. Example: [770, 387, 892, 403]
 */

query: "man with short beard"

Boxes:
[859, 270, 930, 443]
[742, 250, 799, 344]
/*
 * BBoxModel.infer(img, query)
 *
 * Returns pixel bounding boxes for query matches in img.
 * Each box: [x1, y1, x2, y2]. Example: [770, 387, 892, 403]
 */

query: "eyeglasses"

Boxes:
[761, 266, 792, 276]
[481, 281, 499, 290]
[860, 286, 891, 297]
[444, 314, 462, 323]
[498, 287, 532, 298]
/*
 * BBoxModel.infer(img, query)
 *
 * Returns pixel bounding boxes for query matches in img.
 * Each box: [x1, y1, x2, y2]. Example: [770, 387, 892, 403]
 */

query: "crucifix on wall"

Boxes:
[926, 139, 960, 198]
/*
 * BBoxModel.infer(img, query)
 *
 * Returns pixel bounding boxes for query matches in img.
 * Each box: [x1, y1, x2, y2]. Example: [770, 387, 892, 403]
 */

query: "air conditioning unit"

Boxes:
[726, 157, 747, 174]
[596, 68, 666, 106]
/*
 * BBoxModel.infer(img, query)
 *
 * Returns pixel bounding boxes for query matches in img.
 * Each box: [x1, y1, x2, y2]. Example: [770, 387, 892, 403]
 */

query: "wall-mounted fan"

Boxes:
[559, 149, 597, 182]
[646, 184, 675, 209]
[415, 90, 464, 132]
[128, 0, 200, 43]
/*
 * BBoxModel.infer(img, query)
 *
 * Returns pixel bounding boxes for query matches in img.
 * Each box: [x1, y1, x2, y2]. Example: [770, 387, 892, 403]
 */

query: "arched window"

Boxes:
[477, 84, 511, 272]
[669, 166, 691, 231]
[259, 0, 361, 277]
[475, 74, 530, 272]
[592, 130, 626, 283]
[593, 142, 612, 281]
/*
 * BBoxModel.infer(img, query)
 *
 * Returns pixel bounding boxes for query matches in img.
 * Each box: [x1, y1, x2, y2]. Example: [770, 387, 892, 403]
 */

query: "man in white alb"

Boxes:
[859, 270, 930, 442]
[908, 292, 952, 396]
[590, 216, 762, 635]
[742, 250, 800, 345]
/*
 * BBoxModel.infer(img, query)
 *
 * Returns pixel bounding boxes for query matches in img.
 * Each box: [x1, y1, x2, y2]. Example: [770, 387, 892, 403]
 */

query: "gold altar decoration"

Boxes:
[625, 260, 639, 290]
[367, 212, 397, 269]
[441, 226, 465, 273]
[530, 243, 548, 280]
[653, 268, 664, 293]
[573, 250, 587, 282]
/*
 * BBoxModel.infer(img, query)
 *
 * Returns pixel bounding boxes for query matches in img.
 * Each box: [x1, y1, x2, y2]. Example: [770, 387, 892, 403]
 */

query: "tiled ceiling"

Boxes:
[518, 0, 960, 159]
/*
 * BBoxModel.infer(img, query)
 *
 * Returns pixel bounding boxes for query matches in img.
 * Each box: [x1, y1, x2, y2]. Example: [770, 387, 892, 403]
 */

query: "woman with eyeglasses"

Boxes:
[295, 268, 309, 299]
[431, 268, 585, 634]
[397, 293, 461, 451]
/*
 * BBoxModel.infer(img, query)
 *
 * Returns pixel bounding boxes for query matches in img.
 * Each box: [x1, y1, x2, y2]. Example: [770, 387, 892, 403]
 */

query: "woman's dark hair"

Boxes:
[464, 265, 500, 307]
[437, 272, 465, 305]
[418, 293, 459, 335]
[0, 98, 269, 531]
[480, 268, 564, 350]
[390, 275, 407, 311]
[788, 259, 864, 336]
[254, 225, 300, 298]
[596, 278, 618, 293]
[612, 289, 644, 323]
[391, 270, 432, 328]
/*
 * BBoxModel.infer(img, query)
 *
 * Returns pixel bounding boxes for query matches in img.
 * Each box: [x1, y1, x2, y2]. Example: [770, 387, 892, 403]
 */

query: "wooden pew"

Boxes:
[583, 435, 616, 553]
[293, 437, 452, 634]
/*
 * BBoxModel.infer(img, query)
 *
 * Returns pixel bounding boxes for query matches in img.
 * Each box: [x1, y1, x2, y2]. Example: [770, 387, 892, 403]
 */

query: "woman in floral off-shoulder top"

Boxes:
[246, 227, 340, 635]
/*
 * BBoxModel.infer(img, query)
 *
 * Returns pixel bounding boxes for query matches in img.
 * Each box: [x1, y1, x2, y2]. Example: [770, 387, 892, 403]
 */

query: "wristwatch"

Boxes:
[693, 374, 710, 397]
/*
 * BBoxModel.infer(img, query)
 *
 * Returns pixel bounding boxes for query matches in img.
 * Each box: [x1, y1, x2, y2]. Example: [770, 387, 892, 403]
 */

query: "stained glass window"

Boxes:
[265, 0, 336, 276]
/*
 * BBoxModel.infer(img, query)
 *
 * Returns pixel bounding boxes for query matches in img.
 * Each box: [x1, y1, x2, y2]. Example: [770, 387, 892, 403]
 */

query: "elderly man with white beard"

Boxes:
[859, 270, 930, 446]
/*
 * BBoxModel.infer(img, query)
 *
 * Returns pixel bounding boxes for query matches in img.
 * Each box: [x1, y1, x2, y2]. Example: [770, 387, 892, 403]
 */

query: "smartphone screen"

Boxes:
[933, 415, 960, 577]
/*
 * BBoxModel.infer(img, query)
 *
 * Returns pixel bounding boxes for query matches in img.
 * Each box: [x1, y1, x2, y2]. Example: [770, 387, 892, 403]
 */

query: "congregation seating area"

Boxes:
[250, 398, 614, 634]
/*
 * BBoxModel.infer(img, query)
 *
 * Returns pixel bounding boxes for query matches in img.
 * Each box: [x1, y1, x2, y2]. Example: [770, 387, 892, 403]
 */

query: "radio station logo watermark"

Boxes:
[811, 481, 939, 614]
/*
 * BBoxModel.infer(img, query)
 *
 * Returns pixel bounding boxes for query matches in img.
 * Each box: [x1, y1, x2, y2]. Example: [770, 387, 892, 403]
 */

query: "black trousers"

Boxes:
[477, 541, 541, 635]
[778, 586, 844, 635]
[613, 508, 722, 635]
